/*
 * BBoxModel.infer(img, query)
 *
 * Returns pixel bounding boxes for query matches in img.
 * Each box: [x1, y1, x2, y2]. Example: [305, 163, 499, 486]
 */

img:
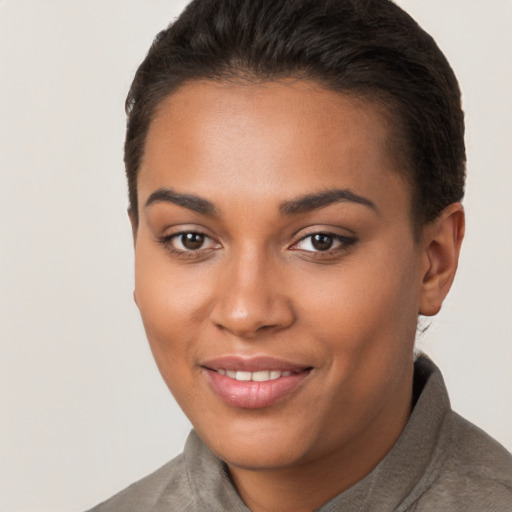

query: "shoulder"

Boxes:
[85, 453, 196, 512]
[84, 430, 244, 512]
[413, 412, 512, 512]
[450, 412, 512, 483]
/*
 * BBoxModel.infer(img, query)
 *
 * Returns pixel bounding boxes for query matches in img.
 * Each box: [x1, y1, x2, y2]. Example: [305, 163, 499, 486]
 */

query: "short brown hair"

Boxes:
[125, 0, 465, 228]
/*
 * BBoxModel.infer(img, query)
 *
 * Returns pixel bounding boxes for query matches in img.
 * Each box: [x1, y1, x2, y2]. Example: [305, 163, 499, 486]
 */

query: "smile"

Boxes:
[201, 357, 312, 409]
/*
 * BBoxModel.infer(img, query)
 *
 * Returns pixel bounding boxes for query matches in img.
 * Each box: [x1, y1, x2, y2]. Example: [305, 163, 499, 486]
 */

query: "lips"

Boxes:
[201, 356, 312, 409]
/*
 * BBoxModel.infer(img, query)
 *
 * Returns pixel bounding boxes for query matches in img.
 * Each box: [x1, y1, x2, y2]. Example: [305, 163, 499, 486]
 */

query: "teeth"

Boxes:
[252, 370, 270, 382]
[217, 369, 296, 382]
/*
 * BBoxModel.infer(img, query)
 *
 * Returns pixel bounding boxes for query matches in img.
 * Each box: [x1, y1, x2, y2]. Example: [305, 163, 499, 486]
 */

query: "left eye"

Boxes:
[293, 233, 354, 252]
[167, 232, 218, 251]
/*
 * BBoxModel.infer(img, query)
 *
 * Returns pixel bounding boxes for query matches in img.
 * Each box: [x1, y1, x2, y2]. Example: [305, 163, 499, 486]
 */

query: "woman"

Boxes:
[88, 0, 512, 510]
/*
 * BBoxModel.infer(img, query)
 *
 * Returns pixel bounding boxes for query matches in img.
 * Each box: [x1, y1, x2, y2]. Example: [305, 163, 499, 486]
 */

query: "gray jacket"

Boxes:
[87, 356, 512, 511]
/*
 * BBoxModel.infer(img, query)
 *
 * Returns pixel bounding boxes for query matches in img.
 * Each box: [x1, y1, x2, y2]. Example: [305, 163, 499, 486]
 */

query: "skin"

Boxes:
[131, 80, 464, 512]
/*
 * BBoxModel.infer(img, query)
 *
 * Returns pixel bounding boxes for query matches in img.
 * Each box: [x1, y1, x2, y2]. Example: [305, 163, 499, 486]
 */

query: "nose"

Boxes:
[209, 248, 296, 338]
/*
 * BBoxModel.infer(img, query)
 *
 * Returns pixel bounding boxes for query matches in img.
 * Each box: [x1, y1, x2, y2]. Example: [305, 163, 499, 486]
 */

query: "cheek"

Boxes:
[292, 245, 420, 431]
[297, 242, 420, 362]
[133, 243, 212, 377]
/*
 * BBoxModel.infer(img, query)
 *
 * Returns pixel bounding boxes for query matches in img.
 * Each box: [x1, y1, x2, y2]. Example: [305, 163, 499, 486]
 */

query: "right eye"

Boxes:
[160, 231, 220, 253]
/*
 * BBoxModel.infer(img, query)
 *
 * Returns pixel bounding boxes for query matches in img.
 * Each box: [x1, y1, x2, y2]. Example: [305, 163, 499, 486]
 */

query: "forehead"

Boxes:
[139, 80, 410, 215]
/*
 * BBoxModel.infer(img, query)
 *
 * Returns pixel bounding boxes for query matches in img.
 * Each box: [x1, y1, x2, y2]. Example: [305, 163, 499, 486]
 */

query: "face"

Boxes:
[133, 80, 426, 472]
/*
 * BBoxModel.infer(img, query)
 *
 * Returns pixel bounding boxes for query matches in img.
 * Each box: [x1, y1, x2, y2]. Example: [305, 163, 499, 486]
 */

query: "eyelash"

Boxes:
[157, 231, 357, 260]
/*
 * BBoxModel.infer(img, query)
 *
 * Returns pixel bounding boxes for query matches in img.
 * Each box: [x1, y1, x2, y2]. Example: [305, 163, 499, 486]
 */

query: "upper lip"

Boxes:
[201, 355, 311, 373]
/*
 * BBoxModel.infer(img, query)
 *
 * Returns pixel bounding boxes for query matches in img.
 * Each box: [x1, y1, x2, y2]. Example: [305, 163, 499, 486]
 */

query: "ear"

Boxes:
[128, 208, 139, 307]
[128, 207, 138, 246]
[419, 203, 465, 316]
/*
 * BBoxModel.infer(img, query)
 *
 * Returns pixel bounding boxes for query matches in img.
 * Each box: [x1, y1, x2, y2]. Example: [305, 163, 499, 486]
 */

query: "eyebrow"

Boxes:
[280, 189, 377, 215]
[145, 188, 218, 216]
[144, 187, 376, 217]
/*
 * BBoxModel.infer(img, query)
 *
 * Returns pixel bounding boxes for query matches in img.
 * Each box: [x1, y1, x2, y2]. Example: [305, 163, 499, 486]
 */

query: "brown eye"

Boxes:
[311, 233, 334, 251]
[291, 232, 357, 254]
[158, 230, 221, 257]
[160, 231, 221, 254]
[180, 232, 206, 250]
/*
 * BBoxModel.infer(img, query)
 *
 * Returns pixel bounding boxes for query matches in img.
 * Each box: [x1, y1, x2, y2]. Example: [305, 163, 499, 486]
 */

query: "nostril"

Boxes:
[255, 323, 279, 332]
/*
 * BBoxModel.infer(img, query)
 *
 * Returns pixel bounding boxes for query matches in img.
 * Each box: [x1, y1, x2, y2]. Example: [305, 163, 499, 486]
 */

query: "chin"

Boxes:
[194, 415, 320, 471]
[214, 440, 308, 471]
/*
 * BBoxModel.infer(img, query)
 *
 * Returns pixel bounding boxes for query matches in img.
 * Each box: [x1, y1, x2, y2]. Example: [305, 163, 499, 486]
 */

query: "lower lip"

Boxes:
[204, 369, 310, 409]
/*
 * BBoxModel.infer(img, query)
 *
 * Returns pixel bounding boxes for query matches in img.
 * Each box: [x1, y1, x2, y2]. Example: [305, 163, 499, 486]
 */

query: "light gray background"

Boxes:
[0, 1, 511, 511]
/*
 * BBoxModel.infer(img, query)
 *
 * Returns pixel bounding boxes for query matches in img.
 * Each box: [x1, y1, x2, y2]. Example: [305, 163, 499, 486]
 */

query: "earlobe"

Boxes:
[419, 203, 465, 316]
